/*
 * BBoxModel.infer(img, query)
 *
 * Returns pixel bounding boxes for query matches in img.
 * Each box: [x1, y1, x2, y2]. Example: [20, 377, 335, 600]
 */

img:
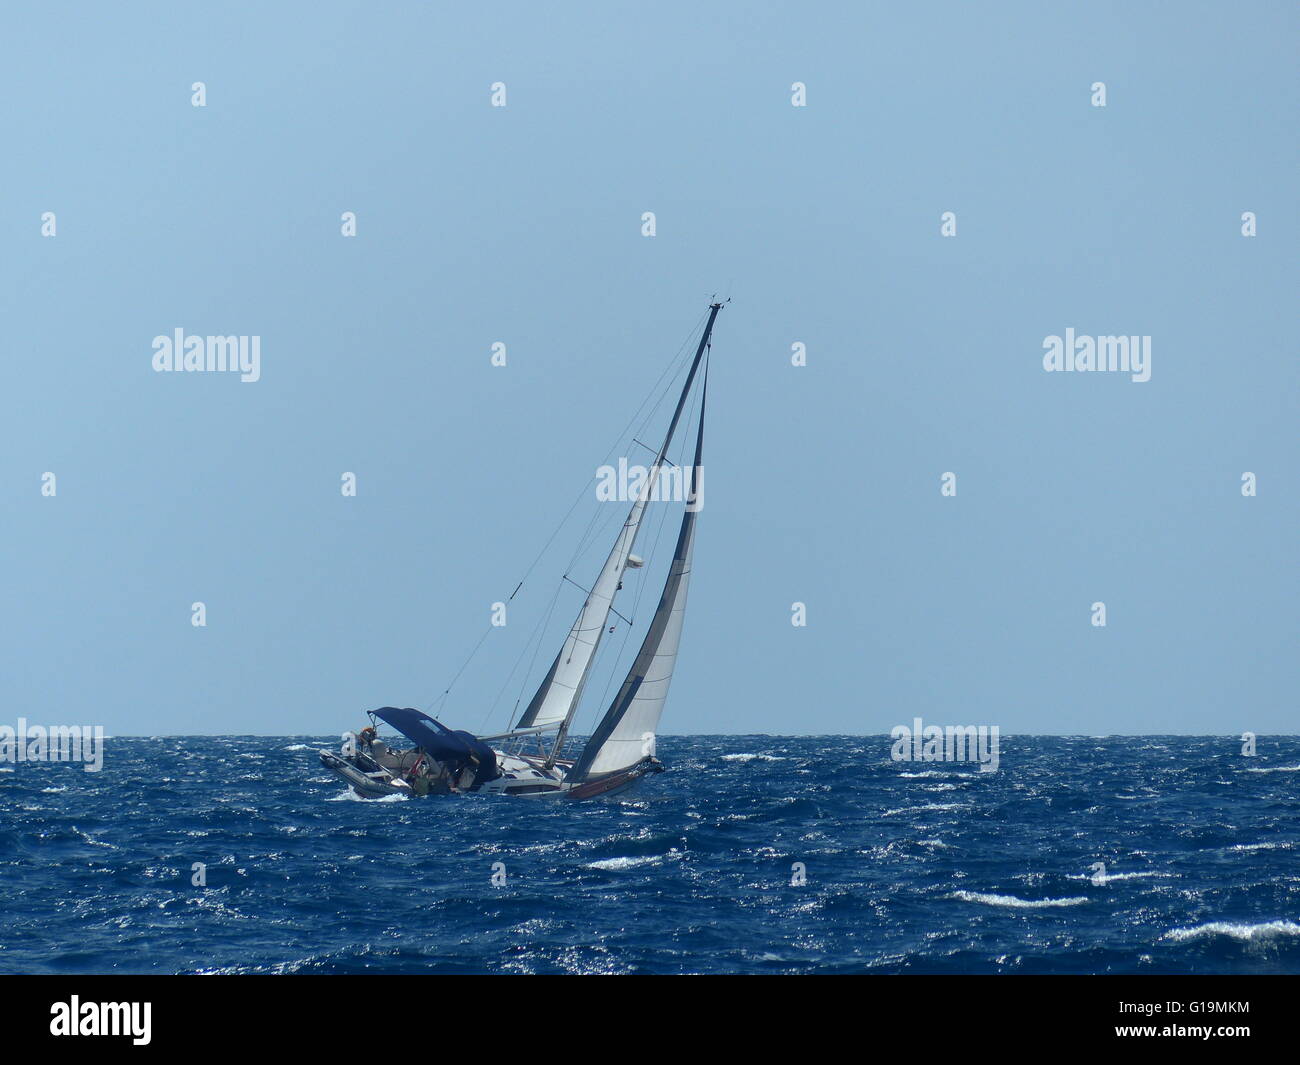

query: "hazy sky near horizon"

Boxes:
[2, 1, 1295, 737]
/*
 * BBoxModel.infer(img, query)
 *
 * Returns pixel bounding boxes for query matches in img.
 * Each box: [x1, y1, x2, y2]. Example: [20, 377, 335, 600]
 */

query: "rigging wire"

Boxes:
[476, 574, 563, 734]
[420, 308, 711, 719]
[560, 327, 701, 576]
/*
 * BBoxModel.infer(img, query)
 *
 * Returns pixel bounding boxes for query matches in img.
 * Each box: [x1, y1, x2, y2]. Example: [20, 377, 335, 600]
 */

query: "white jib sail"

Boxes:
[515, 484, 660, 730]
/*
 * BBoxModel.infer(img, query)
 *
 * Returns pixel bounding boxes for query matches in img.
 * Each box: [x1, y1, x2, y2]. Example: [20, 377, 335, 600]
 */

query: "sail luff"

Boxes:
[515, 303, 722, 734]
[566, 364, 708, 783]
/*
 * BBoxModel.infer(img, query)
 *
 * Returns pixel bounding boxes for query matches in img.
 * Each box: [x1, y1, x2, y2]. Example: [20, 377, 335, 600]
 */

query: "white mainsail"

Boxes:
[567, 372, 707, 782]
[516, 302, 722, 738]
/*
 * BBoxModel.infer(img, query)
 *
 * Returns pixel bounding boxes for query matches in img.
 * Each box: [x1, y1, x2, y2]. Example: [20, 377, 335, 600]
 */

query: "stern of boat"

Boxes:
[563, 758, 664, 801]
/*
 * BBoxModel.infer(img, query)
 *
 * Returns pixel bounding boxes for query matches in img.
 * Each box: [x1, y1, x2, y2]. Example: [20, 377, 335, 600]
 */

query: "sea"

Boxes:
[3, 735, 1298, 975]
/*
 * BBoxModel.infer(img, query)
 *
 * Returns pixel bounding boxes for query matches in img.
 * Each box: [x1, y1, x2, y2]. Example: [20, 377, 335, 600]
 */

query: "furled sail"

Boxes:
[516, 303, 722, 733]
[566, 371, 707, 783]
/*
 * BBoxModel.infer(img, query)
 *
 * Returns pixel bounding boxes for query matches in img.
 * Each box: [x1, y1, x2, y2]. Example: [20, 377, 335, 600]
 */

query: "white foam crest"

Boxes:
[899, 770, 976, 779]
[587, 855, 663, 870]
[1071, 871, 1173, 883]
[1164, 920, 1300, 943]
[326, 790, 407, 803]
[882, 802, 967, 817]
[951, 890, 1089, 909]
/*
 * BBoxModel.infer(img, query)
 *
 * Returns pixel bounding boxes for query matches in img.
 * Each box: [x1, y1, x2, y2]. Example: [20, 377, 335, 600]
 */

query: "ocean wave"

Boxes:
[1163, 920, 1300, 943]
[326, 790, 407, 803]
[1070, 871, 1173, 884]
[8, 734, 1300, 975]
[882, 802, 967, 817]
[586, 855, 663, 870]
[951, 891, 1089, 909]
[898, 770, 976, 779]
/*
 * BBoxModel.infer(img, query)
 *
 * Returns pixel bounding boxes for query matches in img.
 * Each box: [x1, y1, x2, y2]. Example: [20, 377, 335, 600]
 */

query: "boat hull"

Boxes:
[317, 748, 661, 802]
[563, 759, 664, 801]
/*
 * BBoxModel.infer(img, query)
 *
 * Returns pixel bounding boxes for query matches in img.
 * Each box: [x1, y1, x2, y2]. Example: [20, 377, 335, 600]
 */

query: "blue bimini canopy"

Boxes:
[371, 707, 501, 787]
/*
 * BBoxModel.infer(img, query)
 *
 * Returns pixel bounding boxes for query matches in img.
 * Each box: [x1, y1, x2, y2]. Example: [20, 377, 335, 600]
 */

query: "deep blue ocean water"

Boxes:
[3, 735, 1298, 974]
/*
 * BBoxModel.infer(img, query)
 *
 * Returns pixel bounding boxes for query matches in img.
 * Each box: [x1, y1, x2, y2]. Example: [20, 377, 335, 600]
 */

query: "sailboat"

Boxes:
[318, 301, 724, 800]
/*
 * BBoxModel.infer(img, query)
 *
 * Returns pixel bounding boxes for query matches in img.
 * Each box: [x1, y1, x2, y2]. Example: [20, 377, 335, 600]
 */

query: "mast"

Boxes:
[567, 364, 708, 783]
[538, 302, 723, 766]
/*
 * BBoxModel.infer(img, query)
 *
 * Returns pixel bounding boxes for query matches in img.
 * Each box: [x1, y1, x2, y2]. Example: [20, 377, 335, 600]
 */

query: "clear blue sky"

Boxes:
[2, 1, 1295, 736]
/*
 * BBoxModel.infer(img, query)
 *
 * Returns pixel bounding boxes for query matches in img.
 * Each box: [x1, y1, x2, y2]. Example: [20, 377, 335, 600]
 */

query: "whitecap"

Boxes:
[899, 770, 976, 779]
[882, 802, 967, 817]
[721, 753, 782, 763]
[951, 890, 1089, 909]
[1071, 871, 1173, 884]
[1164, 920, 1300, 943]
[326, 790, 406, 803]
[586, 855, 662, 870]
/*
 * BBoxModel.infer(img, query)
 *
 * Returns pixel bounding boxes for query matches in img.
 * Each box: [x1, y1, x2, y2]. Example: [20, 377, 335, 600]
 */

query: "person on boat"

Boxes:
[404, 748, 427, 786]
[438, 751, 468, 793]
[417, 760, 452, 796]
